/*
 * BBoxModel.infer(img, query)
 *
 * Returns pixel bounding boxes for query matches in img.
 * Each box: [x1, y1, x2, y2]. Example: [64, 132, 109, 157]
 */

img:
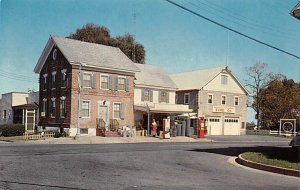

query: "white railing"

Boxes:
[23, 132, 55, 140]
[246, 130, 295, 137]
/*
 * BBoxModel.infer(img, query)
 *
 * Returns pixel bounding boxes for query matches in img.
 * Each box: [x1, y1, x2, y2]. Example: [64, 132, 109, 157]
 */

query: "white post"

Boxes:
[77, 63, 82, 136]
[25, 109, 28, 132]
[22, 109, 25, 125]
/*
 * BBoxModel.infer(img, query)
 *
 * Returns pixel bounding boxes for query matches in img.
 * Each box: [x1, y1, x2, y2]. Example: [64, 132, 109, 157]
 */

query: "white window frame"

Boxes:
[117, 76, 126, 91]
[81, 100, 91, 118]
[60, 96, 66, 118]
[113, 102, 121, 119]
[221, 95, 226, 105]
[100, 74, 109, 90]
[42, 74, 48, 91]
[184, 93, 190, 104]
[42, 98, 47, 117]
[221, 75, 228, 85]
[82, 72, 92, 88]
[61, 69, 67, 88]
[50, 97, 56, 118]
[234, 96, 239, 106]
[208, 93, 213, 104]
[144, 89, 151, 102]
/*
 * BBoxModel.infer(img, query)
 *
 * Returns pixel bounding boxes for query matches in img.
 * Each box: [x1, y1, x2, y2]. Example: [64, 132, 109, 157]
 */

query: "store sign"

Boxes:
[213, 106, 235, 113]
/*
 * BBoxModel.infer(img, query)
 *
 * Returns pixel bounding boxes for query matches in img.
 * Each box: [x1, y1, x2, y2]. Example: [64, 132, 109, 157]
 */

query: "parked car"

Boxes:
[289, 131, 300, 150]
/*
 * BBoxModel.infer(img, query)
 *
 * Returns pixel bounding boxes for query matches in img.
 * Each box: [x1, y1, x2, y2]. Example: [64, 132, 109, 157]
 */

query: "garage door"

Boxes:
[207, 117, 222, 135]
[224, 118, 240, 135]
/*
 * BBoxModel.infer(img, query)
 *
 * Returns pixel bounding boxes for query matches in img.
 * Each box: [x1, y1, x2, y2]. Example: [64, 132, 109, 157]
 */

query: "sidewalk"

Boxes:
[16, 136, 212, 145]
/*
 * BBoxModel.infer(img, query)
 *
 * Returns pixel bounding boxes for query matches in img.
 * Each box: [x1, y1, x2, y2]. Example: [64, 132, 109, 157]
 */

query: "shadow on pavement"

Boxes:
[188, 146, 300, 163]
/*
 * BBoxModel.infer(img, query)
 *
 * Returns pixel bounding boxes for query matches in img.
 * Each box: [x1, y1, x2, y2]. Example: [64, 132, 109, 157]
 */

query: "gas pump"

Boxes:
[198, 116, 205, 138]
[161, 117, 171, 139]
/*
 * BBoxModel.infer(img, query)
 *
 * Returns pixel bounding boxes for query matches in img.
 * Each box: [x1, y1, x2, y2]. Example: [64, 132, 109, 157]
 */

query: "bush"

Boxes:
[0, 124, 25, 137]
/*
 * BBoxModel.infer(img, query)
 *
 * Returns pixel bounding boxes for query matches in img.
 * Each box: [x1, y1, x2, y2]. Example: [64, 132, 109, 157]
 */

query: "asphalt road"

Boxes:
[0, 136, 299, 190]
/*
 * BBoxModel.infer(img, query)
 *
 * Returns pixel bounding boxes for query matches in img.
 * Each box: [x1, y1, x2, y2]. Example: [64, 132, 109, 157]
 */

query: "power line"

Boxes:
[185, 0, 300, 41]
[165, 0, 300, 60]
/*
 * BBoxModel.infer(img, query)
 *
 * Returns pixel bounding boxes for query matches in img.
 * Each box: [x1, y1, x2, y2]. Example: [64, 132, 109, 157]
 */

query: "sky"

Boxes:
[0, 0, 299, 122]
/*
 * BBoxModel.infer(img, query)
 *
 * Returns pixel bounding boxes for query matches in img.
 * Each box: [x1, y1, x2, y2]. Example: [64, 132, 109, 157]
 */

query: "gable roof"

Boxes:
[170, 66, 248, 94]
[134, 63, 177, 90]
[34, 36, 139, 73]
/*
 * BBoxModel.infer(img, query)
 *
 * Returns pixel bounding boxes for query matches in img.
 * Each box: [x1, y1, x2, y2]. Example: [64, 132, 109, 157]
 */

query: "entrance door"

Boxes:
[98, 105, 108, 129]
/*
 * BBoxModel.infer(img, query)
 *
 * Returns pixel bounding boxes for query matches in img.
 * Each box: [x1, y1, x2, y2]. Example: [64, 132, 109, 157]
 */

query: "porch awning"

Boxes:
[134, 103, 193, 114]
[12, 103, 38, 110]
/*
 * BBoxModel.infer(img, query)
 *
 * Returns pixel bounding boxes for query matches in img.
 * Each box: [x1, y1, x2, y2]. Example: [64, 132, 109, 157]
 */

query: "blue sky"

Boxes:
[0, 0, 299, 122]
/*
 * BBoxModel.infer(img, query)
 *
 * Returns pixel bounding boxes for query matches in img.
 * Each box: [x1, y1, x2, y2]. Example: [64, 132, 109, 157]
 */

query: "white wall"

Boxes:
[134, 87, 176, 106]
[204, 73, 245, 94]
[11, 93, 28, 107]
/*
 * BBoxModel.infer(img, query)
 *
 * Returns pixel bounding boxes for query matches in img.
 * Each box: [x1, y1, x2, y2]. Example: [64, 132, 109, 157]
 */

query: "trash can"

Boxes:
[181, 121, 186, 136]
[176, 124, 182, 136]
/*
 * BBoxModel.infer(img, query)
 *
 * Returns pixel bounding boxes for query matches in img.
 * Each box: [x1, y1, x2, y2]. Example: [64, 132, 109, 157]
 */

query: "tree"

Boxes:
[260, 75, 300, 130]
[245, 62, 269, 130]
[68, 23, 145, 63]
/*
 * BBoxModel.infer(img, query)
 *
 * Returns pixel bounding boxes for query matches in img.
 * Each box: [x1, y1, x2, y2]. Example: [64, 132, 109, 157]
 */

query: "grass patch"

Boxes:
[241, 150, 300, 170]
[0, 136, 24, 142]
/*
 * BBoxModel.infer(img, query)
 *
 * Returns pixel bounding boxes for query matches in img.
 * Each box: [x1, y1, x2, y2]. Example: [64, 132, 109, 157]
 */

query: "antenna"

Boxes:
[226, 30, 229, 67]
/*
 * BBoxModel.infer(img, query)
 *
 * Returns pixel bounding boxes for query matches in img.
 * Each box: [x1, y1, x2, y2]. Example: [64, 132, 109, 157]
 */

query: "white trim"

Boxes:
[100, 74, 109, 90]
[81, 100, 91, 118]
[234, 96, 239, 106]
[184, 93, 190, 104]
[221, 95, 226, 105]
[113, 102, 121, 119]
[61, 69, 67, 73]
[207, 93, 213, 104]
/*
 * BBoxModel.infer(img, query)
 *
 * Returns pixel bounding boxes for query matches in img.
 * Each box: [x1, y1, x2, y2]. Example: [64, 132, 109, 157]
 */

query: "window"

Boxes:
[208, 94, 213, 104]
[234, 96, 239, 106]
[50, 98, 56, 118]
[61, 70, 67, 88]
[221, 75, 228, 85]
[113, 103, 121, 119]
[82, 73, 92, 88]
[101, 75, 109, 89]
[60, 96, 66, 118]
[42, 74, 47, 90]
[3, 110, 6, 119]
[184, 93, 190, 104]
[81, 100, 90, 118]
[160, 91, 169, 103]
[42, 98, 47, 117]
[118, 77, 126, 91]
[52, 49, 58, 60]
[80, 128, 88, 134]
[113, 103, 125, 119]
[51, 72, 56, 89]
[144, 89, 151, 101]
[221, 95, 226, 105]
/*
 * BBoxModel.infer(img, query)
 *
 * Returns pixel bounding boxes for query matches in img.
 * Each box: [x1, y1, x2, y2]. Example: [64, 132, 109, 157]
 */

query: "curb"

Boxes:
[236, 154, 300, 177]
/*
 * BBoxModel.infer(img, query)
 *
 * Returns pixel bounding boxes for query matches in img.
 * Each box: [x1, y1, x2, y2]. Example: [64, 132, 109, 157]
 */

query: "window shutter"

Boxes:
[125, 78, 129, 92]
[114, 77, 118, 91]
[120, 103, 125, 120]
[150, 90, 153, 102]
[80, 72, 83, 88]
[108, 75, 113, 90]
[141, 89, 145, 101]
[166, 92, 169, 103]
[158, 91, 161, 103]
[91, 73, 96, 89]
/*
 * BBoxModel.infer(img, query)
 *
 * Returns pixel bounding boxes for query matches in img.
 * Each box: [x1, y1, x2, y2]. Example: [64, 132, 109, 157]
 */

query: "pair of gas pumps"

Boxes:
[160, 116, 205, 139]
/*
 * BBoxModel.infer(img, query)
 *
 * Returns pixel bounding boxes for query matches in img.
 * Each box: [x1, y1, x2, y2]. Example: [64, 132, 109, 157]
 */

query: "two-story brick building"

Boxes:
[34, 36, 139, 136]
[170, 66, 248, 135]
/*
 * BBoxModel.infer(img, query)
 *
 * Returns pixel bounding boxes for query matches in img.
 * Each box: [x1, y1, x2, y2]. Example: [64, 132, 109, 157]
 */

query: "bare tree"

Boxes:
[245, 62, 269, 130]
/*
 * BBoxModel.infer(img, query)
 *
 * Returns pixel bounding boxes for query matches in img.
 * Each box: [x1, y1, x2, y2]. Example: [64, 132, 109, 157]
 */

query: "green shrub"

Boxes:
[0, 124, 25, 137]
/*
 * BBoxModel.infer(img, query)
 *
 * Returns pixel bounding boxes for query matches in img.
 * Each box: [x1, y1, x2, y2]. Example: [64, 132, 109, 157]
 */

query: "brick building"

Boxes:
[34, 36, 139, 136]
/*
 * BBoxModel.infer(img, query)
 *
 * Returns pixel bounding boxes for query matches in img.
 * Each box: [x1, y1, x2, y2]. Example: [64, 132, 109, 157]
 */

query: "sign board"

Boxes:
[213, 106, 235, 113]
